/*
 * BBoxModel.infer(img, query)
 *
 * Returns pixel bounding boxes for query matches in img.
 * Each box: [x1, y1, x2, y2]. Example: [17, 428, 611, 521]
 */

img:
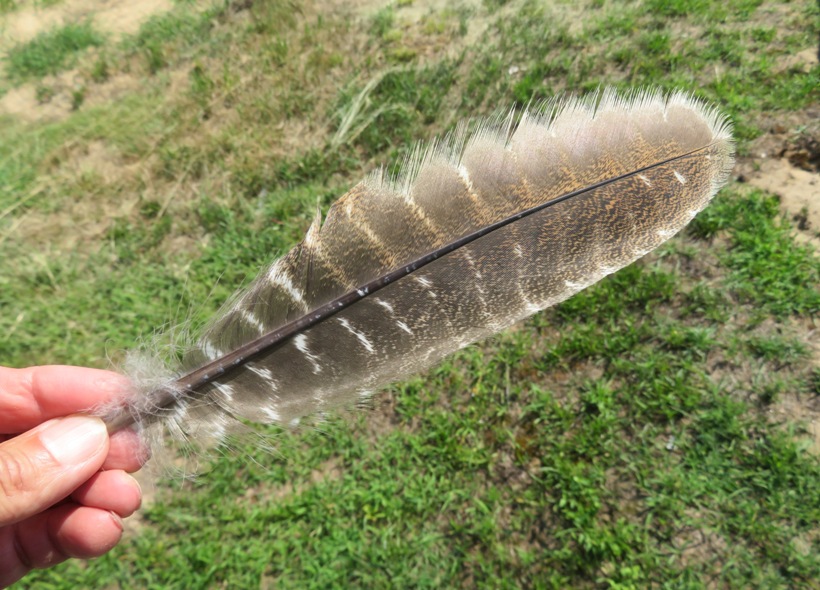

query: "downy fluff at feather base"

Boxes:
[101, 88, 735, 455]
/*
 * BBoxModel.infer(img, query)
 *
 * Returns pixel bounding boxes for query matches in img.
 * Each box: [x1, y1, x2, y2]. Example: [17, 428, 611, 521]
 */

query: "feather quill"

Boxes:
[102, 88, 734, 451]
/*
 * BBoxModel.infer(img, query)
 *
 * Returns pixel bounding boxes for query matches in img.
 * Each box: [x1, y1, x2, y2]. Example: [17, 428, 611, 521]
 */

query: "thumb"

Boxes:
[0, 416, 109, 527]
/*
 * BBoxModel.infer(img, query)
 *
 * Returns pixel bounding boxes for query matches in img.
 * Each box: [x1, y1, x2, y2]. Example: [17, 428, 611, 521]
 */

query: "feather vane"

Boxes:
[103, 88, 735, 449]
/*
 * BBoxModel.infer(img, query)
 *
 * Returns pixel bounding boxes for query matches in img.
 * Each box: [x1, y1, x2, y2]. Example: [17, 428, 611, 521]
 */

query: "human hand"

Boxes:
[0, 366, 146, 587]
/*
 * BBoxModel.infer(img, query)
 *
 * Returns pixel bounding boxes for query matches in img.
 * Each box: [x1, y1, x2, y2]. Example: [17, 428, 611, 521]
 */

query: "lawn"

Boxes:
[1, 0, 818, 588]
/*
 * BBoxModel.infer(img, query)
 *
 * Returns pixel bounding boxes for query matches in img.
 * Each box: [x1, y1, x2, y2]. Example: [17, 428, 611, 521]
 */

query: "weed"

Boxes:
[370, 6, 395, 39]
[746, 335, 809, 367]
[5, 21, 104, 81]
[483, 0, 511, 12]
[248, 0, 300, 34]
[34, 84, 55, 103]
[70, 85, 85, 110]
[189, 63, 214, 116]
[90, 54, 110, 82]
[121, 7, 215, 73]
[341, 62, 458, 156]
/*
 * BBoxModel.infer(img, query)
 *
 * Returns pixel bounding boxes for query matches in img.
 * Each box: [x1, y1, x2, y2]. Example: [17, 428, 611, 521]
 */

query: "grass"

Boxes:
[690, 190, 820, 317]
[2, 0, 819, 588]
[4, 21, 103, 81]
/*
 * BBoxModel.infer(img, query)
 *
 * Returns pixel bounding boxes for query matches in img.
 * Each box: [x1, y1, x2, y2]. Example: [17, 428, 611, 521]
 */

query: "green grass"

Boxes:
[2, 0, 819, 588]
[690, 190, 820, 318]
[4, 21, 104, 81]
[464, 0, 819, 141]
[121, 6, 219, 74]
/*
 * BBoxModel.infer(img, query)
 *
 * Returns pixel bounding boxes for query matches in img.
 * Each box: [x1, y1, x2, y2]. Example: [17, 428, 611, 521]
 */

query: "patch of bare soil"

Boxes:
[0, 0, 178, 123]
[0, 0, 174, 47]
[735, 101, 820, 253]
[0, 76, 74, 120]
[672, 510, 729, 588]
[239, 457, 344, 507]
[745, 154, 819, 251]
[705, 311, 820, 456]
[325, 0, 497, 64]
[774, 47, 818, 74]
[762, 316, 820, 456]
[0, 66, 143, 121]
[771, 384, 820, 456]
[356, 390, 403, 439]
[67, 138, 134, 182]
[10, 139, 143, 250]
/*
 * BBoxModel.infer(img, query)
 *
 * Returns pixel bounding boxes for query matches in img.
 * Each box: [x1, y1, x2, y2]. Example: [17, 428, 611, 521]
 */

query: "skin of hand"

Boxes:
[0, 366, 146, 588]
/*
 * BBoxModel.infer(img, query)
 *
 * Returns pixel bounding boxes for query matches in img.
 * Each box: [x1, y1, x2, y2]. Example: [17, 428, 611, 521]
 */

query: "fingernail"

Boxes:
[131, 476, 143, 498]
[39, 416, 107, 465]
[109, 511, 124, 532]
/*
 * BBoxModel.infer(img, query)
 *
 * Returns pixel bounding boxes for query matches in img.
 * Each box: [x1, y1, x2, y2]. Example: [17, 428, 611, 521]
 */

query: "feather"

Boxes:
[101, 88, 734, 451]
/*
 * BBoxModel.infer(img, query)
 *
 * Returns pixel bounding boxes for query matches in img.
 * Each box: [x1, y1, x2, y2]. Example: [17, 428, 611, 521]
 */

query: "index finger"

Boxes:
[0, 366, 131, 434]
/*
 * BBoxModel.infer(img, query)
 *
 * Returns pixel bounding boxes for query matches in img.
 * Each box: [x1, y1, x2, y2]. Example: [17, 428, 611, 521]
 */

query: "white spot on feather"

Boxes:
[200, 341, 224, 360]
[673, 170, 687, 184]
[456, 338, 472, 350]
[262, 406, 280, 422]
[413, 275, 437, 298]
[338, 318, 375, 353]
[215, 383, 235, 402]
[463, 250, 485, 284]
[240, 309, 266, 335]
[247, 364, 277, 387]
[638, 174, 652, 187]
[210, 421, 227, 442]
[457, 164, 474, 192]
[294, 334, 323, 374]
[516, 281, 541, 315]
[657, 228, 675, 238]
[375, 298, 395, 314]
[267, 268, 307, 307]
[397, 320, 413, 335]
[346, 208, 391, 258]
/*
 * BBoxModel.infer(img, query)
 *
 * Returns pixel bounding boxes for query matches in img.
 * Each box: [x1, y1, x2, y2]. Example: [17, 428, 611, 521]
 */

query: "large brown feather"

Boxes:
[103, 88, 734, 449]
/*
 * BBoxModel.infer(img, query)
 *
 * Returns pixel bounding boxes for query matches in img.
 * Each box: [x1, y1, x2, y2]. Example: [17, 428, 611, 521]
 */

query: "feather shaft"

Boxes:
[104, 144, 713, 434]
